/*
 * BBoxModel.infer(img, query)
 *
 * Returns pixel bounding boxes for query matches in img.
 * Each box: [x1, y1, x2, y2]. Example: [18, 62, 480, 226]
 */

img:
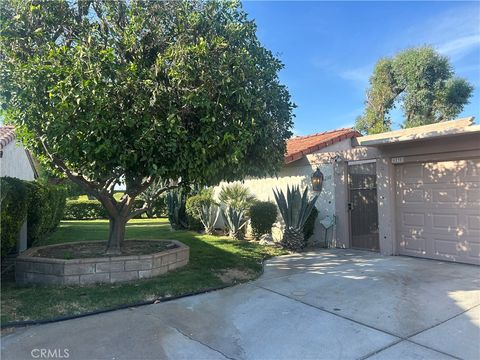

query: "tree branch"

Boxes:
[126, 183, 181, 221]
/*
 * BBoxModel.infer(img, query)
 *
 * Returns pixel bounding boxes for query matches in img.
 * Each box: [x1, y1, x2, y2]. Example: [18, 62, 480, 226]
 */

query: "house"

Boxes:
[0, 125, 37, 180]
[215, 128, 360, 245]
[0, 125, 38, 252]
[220, 117, 480, 266]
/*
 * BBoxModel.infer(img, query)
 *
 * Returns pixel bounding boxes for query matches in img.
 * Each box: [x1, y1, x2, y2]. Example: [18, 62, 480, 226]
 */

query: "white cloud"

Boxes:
[437, 35, 480, 59]
[404, 4, 480, 61]
[339, 66, 372, 86]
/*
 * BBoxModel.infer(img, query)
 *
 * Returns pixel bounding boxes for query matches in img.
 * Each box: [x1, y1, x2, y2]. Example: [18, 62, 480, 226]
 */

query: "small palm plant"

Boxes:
[218, 184, 256, 213]
[273, 185, 319, 251]
[221, 206, 248, 240]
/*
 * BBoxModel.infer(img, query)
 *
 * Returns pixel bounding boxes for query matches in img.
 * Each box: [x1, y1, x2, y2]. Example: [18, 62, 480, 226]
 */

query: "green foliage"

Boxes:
[63, 180, 85, 200]
[166, 190, 188, 230]
[218, 184, 256, 213]
[185, 189, 218, 233]
[1, 177, 28, 256]
[0, 177, 66, 255]
[221, 206, 248, 240]
[0, 0, 293, 251]
[137, 179, 167, 218]
[25, 181, 67, 246]
[250, 201, 277, 239]
[303, 206, 319, 241]
[0, 0, 293, 187]
[185, 189, 214, 219]
[355, 46, 474, 134]
[64, 198, 145, 220]
[64, 200, 107, 220]
[273, 186, 319, 251]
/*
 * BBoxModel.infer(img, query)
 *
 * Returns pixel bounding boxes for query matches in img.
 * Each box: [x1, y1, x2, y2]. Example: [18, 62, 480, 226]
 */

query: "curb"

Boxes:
[1, 284, 230, 329]
[1, 256, 270, 330]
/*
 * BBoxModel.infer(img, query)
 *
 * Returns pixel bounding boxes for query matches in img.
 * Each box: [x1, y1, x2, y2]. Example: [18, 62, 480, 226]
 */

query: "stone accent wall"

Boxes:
[15, 240, 189, 285]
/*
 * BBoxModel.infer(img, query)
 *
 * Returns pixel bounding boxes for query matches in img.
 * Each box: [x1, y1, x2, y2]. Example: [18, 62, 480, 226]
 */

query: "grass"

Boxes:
[1, 219, 287, 325]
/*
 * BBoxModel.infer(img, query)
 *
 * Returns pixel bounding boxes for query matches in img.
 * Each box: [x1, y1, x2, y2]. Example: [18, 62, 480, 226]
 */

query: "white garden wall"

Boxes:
[214, 138, 353, 244]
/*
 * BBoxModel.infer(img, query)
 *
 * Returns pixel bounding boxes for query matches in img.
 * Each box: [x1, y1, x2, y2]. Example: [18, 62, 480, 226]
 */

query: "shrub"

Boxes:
[186, 190, 219, 234]
[303, 206, 319, 241]
[250, 201, 277, 240]
[1, 177, 28, 256]
[25, 181, 67, 246]
[63, 199, 107, 220]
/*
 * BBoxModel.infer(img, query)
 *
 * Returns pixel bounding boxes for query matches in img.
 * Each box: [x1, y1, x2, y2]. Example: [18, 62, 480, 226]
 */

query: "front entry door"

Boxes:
[348, 162, 379, 251]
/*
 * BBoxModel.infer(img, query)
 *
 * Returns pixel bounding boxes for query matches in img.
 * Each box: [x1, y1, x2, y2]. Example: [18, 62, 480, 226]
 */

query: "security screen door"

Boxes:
[348, 162, 379, 251]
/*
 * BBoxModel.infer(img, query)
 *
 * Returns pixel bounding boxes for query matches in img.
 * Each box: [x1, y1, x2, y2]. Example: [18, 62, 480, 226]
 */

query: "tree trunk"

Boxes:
[106, 216, 126, 255]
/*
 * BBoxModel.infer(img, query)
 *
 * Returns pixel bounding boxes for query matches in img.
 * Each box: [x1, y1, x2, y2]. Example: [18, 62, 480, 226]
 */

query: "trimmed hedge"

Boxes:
[63, 199, 107, 220]
[25, 182, 67, 247]
[63, 198, 145, 220]
[1, 177, 67, 256]
[250, 201, 277, 240]
[1, 177, 28, 256]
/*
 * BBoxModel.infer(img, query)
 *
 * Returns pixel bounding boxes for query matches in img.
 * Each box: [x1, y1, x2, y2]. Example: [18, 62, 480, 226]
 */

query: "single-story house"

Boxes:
[1, 125, 38, 252]
[217, 117, 480, 265]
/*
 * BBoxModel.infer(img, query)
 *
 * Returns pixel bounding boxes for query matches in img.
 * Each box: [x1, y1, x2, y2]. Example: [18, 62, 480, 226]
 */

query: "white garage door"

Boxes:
[396, 158, 480, 265]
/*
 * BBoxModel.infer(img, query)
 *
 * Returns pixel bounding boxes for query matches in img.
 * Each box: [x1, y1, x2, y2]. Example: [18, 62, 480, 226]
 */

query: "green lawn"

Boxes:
[1, 219, 287, 325]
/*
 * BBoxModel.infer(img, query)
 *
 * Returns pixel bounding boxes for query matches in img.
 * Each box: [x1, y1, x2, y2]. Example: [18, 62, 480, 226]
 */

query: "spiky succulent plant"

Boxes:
[199, 203, 220, 235]
[273, 186, 319, 251]
[221, 206, 248, 240]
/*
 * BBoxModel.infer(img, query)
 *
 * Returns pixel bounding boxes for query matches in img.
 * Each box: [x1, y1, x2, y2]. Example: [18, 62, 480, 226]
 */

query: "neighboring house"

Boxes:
[0, 125, 37, 180]
[0, 125, 38, 253]
[218, 117, 480, 266]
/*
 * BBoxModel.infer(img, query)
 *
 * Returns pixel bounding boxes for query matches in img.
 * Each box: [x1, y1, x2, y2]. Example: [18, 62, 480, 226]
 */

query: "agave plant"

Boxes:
[273, 186, 319, 251]
[166, 189, 188, 230]
[199, 203, 220, 235]
[221, 206, 248, 240]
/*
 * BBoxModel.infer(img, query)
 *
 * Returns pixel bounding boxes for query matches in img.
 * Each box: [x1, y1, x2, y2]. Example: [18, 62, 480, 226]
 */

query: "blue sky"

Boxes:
[243, 1, 480, 135]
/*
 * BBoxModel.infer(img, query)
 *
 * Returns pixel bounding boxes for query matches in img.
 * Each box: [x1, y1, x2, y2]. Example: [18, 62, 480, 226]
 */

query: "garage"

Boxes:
[396, 158, 480, 265]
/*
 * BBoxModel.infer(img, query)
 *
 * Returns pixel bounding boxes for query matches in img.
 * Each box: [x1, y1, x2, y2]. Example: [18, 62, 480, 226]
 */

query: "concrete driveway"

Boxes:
[2, 250, 479, 360]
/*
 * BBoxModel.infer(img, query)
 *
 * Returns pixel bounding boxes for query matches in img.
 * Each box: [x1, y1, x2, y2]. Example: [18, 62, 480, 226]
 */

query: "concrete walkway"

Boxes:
[2, 250, 479, 360]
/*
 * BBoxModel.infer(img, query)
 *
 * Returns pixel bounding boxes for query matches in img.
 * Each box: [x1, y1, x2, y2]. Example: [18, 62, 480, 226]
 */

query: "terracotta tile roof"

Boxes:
[285, 128, 360, 164]
[0, 125, 16, 150]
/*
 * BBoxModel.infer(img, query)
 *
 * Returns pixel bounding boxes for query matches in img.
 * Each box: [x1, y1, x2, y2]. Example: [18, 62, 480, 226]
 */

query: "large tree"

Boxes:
[0, 0, 294, 253]
[355, 47, 473, 134]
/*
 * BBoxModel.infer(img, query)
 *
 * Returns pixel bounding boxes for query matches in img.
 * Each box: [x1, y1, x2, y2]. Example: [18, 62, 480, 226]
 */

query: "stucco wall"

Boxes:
[0, 140, 35, 181]
[214, 138, 353, 244]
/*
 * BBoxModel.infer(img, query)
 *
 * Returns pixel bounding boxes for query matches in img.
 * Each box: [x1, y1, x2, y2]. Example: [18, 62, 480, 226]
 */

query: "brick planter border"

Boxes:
[15, 240, 189, 285]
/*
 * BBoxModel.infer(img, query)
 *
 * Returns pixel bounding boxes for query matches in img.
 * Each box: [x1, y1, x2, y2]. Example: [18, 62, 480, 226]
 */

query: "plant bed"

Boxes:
[2, 219, 287, 325]
[15, 240, 189, 286]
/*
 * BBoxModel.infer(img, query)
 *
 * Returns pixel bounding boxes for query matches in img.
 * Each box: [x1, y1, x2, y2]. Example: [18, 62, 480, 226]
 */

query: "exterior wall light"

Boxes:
[311, 167, 324, 192]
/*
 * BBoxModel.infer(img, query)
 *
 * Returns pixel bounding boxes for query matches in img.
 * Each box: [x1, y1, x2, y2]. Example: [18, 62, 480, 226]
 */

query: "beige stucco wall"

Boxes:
[214, 139, 353, 244]
[0, 140, 35, 181]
